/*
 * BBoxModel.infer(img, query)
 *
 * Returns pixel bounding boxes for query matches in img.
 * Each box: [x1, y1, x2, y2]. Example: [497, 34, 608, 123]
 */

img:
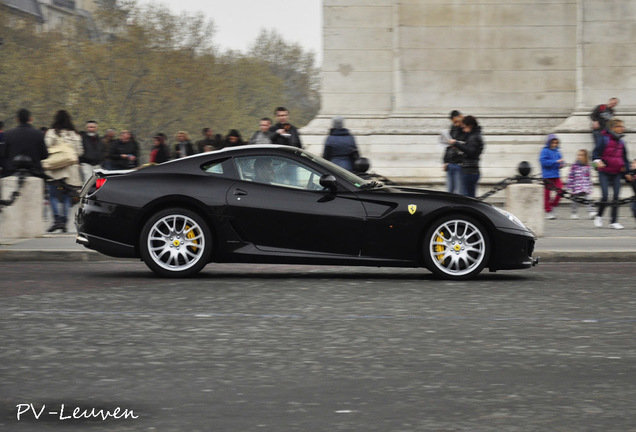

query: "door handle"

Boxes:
[233, 189, 248, 196]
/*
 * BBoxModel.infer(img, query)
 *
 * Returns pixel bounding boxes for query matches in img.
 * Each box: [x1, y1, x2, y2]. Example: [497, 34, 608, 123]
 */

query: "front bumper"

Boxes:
[489, 226, 537, 271]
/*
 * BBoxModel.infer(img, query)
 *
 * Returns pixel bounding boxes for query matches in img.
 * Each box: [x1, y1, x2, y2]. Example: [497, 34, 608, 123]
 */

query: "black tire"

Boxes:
[139, 208, 212, 277]
[423, 215, 490, 280]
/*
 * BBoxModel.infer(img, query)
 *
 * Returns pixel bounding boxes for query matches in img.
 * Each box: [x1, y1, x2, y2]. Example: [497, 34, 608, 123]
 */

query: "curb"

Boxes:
[532, 250, 636, 263]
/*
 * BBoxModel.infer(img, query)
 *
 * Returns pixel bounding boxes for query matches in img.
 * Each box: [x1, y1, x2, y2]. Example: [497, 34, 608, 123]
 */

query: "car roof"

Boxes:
[176, 144, 301, 163]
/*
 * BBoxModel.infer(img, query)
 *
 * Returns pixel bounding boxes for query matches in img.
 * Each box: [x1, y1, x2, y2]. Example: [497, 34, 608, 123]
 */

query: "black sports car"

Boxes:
[76, 145, 537, 280]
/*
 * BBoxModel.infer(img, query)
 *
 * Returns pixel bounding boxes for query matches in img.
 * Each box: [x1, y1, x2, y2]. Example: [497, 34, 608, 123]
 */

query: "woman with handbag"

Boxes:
[42, 110, 82, 233]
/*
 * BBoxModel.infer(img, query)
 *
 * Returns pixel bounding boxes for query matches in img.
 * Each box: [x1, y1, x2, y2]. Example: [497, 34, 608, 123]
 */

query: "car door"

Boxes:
[226, 154, 366, 256]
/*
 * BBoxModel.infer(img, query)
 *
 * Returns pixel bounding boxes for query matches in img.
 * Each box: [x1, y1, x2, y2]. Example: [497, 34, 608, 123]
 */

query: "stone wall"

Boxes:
[303, 0, 636, 184]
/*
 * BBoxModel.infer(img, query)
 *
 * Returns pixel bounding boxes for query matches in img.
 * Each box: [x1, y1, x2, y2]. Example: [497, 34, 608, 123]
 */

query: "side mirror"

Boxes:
[319, 174, 337, 191]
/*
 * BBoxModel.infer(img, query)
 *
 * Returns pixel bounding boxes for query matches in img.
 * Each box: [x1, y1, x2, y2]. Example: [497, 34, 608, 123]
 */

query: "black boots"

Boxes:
[47, 216, 67, 233]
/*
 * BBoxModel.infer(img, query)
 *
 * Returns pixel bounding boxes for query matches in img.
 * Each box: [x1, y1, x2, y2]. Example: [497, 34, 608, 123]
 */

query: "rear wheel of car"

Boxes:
[140, 208, 212, 277]
[423, 215, 490, 280]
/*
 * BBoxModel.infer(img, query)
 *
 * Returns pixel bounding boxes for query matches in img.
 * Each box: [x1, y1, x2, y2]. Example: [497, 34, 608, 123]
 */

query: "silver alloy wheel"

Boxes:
[428, 218, 486, 277]
[146, 213, 206, 272]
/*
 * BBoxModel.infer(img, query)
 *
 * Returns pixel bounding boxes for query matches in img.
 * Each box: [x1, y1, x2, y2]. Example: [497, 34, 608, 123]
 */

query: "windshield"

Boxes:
[298, 150, 372, 188]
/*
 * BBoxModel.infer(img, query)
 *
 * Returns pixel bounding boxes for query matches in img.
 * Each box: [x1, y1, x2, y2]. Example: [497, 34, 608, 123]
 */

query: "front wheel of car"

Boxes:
[423, 215, 490, 280]
[140, 208, 212, 277]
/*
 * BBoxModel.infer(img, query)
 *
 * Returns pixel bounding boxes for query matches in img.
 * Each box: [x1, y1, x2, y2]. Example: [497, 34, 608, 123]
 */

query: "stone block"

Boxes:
[322, 71, 393, 93]
[324, 0, 392, 7]
[505, 183, 545, 236]
[324, 28, 393, 50]
[0, 176, 46, 239]
[324, 6, 393, 28]
[322, 50, 393, 72]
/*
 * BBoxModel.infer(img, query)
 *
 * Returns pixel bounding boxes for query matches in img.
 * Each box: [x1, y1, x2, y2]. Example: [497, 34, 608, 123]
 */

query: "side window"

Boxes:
[201, 158, 227, 175]
[234, 156, 326, 191]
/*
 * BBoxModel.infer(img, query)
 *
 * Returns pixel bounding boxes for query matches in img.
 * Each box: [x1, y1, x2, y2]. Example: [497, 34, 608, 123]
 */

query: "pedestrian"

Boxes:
[591, 97, 618, 144]
[2, 108, 49, 177]
[149, 133, 170, 164]
[322, 116, 359, 172]
[173, 131, 195, 158]
[448, 115, 484, 198]
[592, 118, 632, 229]
[628, 159, 636, 225]
[79, 120, 104, 181]
[269, 106, 302, 148]
[539, 134, 565, 219]
[248, 118, 273, 145]
[101, 128, 117, 170]
[196, 127, 222, 153]
[110, 130, 139, 170]
[43, 110, 83, 233]
[567, 149, 595, 219]
[0, 120, 5, 177]
[443, 110, 465, 194]
[223, 129, 246, 147]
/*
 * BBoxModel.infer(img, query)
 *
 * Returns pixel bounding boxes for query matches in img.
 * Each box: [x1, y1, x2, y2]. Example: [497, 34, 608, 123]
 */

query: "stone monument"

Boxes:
[303, 0, 635, 187]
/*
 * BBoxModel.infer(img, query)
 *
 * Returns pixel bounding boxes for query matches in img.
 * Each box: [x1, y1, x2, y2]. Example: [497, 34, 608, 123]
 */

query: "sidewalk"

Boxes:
[534, 205, 636, 262]
[1, 205, 635, 263]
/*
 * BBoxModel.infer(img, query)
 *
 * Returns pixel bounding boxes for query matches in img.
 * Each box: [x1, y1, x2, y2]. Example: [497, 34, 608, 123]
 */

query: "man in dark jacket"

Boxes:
[269, 107, 302, 148]
[109, 130, 139, 170]
[2, 108, 48, 177]
[79, 120, 104, 181]
[322, 116, 358, 171]
[590, 97, 618, 142]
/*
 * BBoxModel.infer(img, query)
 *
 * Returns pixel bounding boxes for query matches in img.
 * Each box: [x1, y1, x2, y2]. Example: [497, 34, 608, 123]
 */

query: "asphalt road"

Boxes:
[2, 261, 635, 432]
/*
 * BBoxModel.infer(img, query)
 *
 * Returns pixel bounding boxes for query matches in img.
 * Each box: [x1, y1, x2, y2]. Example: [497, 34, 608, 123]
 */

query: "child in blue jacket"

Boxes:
[539, 134, 565, 219]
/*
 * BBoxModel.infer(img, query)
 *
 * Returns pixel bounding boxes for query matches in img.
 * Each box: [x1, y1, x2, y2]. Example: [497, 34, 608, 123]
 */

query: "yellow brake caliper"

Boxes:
[185, 225, 198, 251]
[434, 231, 446, 261]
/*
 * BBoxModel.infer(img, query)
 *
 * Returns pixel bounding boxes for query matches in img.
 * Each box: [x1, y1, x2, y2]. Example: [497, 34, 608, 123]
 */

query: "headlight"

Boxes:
[493, 206, 527, 229]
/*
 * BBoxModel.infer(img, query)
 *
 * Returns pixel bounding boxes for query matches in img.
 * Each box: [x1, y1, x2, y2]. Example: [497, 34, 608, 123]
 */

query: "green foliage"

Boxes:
[0, 1, 320, 159]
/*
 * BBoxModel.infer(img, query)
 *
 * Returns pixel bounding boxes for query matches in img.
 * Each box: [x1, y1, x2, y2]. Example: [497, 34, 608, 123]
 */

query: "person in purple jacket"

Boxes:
[592, 118, 633, 229]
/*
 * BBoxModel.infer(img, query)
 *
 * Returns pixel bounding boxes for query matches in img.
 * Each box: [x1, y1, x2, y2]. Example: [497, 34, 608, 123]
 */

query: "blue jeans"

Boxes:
[597, 171, 622, 223]
[462, 173, 480, 198]
[48, 183, 72, 221]
[446, 163, 463, 194]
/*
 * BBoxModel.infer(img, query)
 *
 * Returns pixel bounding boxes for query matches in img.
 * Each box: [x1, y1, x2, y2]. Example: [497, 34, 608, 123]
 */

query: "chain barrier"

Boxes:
[0, 172, 28, 212]
[477, 174, 536, 201]
[478, 175, 636, 207]
[0, 171, 80, 213]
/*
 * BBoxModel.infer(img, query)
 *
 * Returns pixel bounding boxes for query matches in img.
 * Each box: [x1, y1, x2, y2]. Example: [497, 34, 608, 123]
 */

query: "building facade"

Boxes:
[303, 0, 635, 185]
[2, 0, 101, 32]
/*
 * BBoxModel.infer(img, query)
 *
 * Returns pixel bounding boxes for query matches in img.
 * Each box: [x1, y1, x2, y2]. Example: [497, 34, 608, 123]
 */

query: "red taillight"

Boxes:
[95, 178, 107, 190]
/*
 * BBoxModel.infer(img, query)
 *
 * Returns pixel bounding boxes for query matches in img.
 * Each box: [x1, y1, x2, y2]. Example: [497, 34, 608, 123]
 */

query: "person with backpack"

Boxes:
[592, 118, 633, 229]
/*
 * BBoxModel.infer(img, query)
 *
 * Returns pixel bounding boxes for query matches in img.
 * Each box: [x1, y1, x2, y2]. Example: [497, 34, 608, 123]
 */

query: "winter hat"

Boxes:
[332, 116, 344, 129]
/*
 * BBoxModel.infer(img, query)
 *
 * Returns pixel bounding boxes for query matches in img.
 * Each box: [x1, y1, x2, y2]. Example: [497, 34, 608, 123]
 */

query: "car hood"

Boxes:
[369, 185, 485, 203]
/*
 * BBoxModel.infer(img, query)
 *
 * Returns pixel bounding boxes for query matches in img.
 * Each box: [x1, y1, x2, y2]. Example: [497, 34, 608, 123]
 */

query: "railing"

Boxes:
[477, 162, 635, 208]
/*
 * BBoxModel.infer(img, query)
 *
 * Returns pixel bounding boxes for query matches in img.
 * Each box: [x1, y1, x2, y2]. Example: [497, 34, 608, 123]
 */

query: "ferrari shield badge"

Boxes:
[408, 204, 417, 215]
